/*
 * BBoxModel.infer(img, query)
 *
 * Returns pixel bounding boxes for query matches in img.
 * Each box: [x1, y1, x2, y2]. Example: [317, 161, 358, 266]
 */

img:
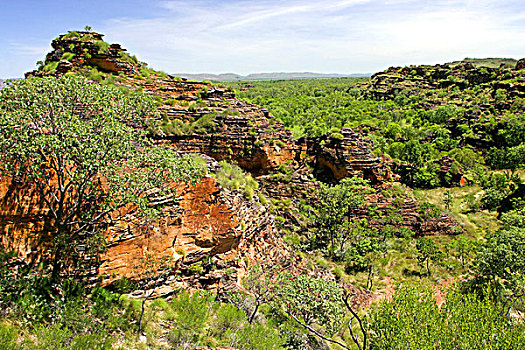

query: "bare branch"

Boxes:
[287, 312, 351, 350]
[343, 293, 367, 350]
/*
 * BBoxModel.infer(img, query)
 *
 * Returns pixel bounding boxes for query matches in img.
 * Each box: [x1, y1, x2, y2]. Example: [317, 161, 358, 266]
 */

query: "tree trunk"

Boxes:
[249, 301, 260, 324]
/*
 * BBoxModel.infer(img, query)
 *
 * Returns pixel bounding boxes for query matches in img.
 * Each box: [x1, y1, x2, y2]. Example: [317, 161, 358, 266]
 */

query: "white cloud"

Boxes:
[8, 41, 51, 56]
[92, 0, 525, 73]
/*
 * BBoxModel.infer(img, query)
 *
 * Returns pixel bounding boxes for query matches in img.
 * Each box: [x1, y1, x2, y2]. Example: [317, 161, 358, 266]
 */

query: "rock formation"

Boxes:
[364, 61, 525, 105]
[0, 160, 294, 294]
[1, 31, 461, 292]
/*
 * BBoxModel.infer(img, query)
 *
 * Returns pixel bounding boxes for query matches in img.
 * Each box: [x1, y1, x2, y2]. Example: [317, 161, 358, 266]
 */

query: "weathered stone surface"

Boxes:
[516, 58, 525, 70]
[1, 31, 460, 293]
[364, 62, 525, 106]
[26, 31, 395, 185]
[0, 170, 294, 292]
[433, 155, 466, 187]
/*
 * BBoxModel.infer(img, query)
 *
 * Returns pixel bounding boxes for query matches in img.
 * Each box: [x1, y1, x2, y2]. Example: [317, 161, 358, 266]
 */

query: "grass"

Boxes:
[413, 185, 500, 239]
[215, 161, 259, 201]
[305, 232, 467, 298]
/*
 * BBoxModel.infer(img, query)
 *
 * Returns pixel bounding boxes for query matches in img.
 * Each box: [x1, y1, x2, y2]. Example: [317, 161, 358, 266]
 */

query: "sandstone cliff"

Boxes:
[1, 31, 462, 291]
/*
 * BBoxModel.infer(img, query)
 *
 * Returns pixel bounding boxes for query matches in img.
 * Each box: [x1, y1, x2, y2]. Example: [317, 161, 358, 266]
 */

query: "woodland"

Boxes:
[0, 30, 524, 349]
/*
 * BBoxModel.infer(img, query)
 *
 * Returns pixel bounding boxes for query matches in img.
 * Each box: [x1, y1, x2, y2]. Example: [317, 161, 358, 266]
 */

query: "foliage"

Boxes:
[227, 75, 525, 189]
[475, 206, 525, 297]
[215, 161, 259, 200]
[94, 40, 110, 54]
[0, 76, 206, 279]
[368, 283, 525, 349]
[416, 237, 444, 275]
[276, 274, 345, 336]
[61, 52, 76, 62]
[168, 291, 213, 347]
[162, 291, 283, 349]
[313, 176, 374, 261]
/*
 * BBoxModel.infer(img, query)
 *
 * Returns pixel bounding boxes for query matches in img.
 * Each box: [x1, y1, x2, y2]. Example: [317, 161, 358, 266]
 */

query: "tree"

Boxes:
[416, 237, 444, 276]
[276, 274, 348, 348]
[0, 76, 205, 279]
[455, 235, 476, 268]
[314, 176, 373, 260]
[240, 262, 279, 324]
[476, 223, 525, 297]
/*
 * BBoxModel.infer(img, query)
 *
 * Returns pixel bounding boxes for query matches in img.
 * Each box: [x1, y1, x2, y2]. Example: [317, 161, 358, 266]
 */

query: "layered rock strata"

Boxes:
[1, 31, 461, 291]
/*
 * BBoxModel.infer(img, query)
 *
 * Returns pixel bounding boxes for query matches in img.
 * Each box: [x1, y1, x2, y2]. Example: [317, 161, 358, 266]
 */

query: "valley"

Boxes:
[0, 30, 524, 349]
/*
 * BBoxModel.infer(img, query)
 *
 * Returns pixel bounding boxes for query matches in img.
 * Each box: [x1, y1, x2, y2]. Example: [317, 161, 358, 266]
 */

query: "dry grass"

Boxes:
[413, 185, 500, 239]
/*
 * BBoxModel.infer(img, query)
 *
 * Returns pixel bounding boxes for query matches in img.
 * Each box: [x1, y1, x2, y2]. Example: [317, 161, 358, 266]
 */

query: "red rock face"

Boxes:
[3, 31, 460, 292]
[0, 173, 293, 292]
[0, 176, 54, 265]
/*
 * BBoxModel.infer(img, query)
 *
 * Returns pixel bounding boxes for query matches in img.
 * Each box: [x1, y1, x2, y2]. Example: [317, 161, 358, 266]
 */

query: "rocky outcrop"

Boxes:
[26, 31, 393, 183]
[0, 163, 295, 293]
[364, 61, 525, 107]
[26, 31, 137, 78]
[516, 58, 525, 70]
[1, 30, 461, 292]
[304, 129, 395, 185]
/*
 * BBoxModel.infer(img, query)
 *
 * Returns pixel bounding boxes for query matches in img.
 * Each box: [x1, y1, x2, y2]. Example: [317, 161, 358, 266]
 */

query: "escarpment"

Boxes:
[0, 162, 293, 294]
[2, 31, 462, 292]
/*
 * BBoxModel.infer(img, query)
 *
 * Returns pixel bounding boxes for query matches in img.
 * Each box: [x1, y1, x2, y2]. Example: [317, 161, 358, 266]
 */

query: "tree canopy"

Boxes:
[0, 76, 206, 278]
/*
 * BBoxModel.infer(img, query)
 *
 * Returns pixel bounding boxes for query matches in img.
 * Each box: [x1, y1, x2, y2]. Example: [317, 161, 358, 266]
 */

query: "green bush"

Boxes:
[168, 291, 212, 348]
[94, 40, 110, 54]
[368, 283, 525, 349]
[61, 52, 76, 61]
[215, 161, 259, 200]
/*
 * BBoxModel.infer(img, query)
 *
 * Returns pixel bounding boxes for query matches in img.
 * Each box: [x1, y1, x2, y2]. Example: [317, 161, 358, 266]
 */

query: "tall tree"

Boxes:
[0, 76, 205, 279]
[314, 176, 373, 260]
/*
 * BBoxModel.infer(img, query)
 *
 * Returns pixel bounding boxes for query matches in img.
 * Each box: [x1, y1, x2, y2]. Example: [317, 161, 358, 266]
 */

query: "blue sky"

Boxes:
[1, 0, 524, 77]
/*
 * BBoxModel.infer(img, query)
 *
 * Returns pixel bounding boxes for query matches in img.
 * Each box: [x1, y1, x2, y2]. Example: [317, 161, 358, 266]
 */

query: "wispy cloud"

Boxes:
[59, 0, 525, 74]
[8, 41, 51, 56]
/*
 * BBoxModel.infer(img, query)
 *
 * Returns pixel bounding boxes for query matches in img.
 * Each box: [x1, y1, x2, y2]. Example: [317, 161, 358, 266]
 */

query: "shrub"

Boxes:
[215, 161, 259, 200]
[94, 40, 110, 54]
[61, 52, 76, 61]
[368, 283, 525, 349]
[168, 291, 212, 348]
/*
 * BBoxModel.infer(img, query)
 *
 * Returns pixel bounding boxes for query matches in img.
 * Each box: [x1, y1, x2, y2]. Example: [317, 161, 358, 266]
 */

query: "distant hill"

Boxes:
[173, 72, 371, 81]
[448, 57, 518, 68]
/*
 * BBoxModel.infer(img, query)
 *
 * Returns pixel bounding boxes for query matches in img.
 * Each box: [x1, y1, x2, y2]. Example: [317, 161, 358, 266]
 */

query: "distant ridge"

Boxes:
[173, 72, 371, 81]
[447, 57, 518, 68]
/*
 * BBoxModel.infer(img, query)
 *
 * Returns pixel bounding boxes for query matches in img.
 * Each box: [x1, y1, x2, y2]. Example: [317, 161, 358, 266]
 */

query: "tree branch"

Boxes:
[287, 312, 351, 350]
[343, 293, 367, 350]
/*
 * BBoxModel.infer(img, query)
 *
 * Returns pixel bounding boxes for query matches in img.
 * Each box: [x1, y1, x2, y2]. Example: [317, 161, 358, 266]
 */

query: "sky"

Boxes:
[1, 0, 524, 78]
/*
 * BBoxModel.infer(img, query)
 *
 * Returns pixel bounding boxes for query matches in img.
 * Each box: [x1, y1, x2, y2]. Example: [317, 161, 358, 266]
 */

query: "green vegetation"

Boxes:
[368, 283, 525, 349]
[61, 52, 76, 61]
[0, 76, 206, 280]
[3, 30, 525, 349]
[215, 161, 259, 200]
[94, 40, 110, 54]
[222, 66, 525, 348]
[449, 57, 518, 68]
[226, 70, 524, 190]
